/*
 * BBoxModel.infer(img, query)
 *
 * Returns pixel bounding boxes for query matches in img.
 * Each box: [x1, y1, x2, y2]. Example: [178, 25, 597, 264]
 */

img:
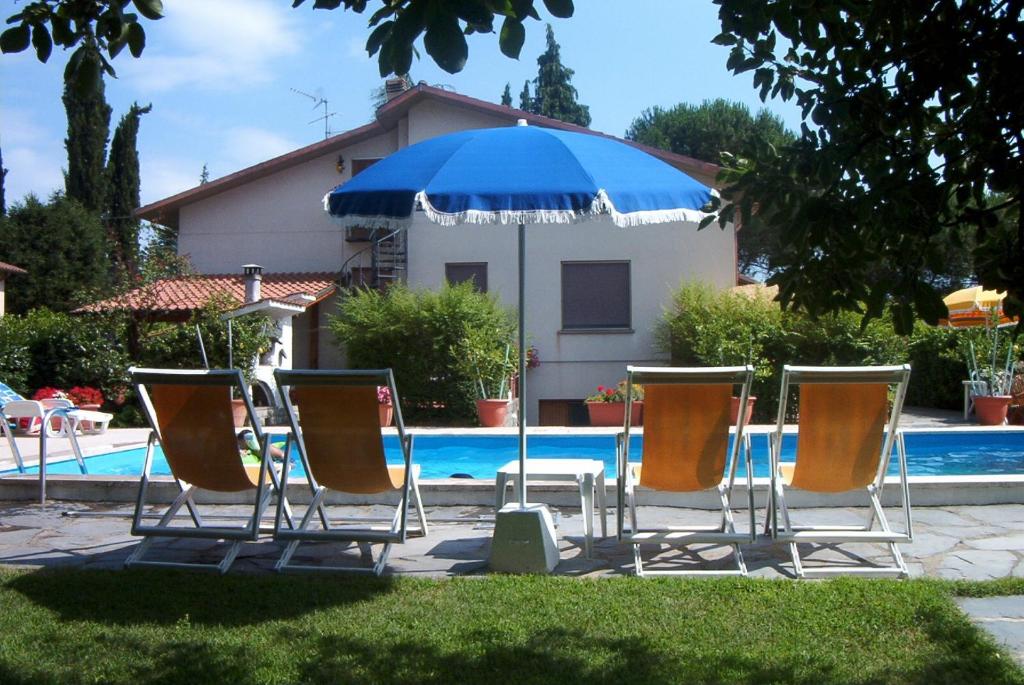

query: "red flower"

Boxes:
[67, 386, 104, 406]
[31, 387, 66, 401]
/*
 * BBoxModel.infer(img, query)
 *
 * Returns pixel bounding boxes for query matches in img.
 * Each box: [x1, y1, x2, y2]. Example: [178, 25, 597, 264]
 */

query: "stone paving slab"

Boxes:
[2, 500, 1023, 581]
[957, 596, 1024, 667]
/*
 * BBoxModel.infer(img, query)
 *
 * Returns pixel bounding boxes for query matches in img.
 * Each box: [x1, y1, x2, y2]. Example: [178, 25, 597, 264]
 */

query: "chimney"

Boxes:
[384, 76, 408, 101]
[242, 264, 263, 303]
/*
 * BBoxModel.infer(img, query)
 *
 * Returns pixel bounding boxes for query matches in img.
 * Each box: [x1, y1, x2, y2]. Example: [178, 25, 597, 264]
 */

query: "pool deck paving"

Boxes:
[957, 596, 1024, 667]
[1, 499, 1022, 581]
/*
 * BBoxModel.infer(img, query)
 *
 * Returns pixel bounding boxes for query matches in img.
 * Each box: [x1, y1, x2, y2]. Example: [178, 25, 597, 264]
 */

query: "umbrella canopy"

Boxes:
[326, 123, 713, 228]
[941, 286, 1016, 328]
[325, 122, 715, 511]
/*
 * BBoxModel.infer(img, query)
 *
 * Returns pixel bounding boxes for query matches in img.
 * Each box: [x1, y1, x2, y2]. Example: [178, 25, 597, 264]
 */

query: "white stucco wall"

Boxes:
[178, 136, 399, 274]
[406, 215, 737, 422]
[405, 99, 510, 144]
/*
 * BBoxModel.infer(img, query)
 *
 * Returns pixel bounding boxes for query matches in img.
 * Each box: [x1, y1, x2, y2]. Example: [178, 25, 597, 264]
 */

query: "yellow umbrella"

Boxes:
[941, 286, 1016, 328]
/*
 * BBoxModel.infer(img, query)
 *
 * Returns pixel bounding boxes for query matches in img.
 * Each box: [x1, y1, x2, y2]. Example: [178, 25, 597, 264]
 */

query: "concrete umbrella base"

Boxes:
[489, 503, 559, 573]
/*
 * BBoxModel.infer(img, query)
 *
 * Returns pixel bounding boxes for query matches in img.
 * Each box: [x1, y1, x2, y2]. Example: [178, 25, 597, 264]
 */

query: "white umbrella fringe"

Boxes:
[323, 190, 719, 228]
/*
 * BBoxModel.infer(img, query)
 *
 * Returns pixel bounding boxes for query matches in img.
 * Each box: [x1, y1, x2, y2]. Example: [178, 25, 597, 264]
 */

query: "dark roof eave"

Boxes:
[0, 262, 28, 276]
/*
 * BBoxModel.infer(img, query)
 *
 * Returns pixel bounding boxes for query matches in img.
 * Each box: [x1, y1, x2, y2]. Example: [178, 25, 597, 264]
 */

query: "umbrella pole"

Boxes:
[517, 222, 528, 509]
[489, 223, 557, 573]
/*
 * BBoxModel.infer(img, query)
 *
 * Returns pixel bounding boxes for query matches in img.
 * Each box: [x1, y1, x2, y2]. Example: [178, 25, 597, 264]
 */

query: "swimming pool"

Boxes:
[7, 430, 1024, 480]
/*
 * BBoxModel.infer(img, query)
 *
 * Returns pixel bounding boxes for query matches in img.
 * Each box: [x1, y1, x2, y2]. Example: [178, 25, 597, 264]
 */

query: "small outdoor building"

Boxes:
[77, 266, 339, 410]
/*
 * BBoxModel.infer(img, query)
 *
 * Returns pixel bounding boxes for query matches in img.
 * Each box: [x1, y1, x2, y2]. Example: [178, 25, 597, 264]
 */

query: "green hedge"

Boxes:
[0, 308, 129, 400]
[0, 300, 272, 426]
[657, 282, 1018, 420]
[330, 283, 515, 423]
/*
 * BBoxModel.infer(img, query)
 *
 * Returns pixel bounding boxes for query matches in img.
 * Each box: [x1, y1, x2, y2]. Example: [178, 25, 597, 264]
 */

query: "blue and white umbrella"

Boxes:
[325, 121, 715, 509]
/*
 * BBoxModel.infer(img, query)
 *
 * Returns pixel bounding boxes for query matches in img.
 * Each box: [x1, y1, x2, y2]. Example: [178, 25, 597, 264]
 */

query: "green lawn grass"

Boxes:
[0, 569, 1022, 684]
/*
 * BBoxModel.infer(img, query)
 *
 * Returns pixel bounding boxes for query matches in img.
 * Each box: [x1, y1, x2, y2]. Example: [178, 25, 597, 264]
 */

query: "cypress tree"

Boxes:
[530, 25, 591, 127]
[106, 102, 151, 280]
[518, 80, 532, 111]
[62, 48, 111, 213]
[500, 83, 512, 107]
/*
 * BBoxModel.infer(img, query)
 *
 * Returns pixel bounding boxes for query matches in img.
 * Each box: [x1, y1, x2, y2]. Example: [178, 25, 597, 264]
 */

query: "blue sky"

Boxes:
[1, 0, 803, 207]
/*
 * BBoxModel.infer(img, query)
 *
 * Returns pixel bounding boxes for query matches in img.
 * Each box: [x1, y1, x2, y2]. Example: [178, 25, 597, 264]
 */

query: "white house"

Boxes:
[135, 82, 736, 424]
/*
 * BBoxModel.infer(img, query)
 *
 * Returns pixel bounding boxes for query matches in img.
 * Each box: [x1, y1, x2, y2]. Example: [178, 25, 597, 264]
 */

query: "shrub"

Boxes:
[0, 308, 129, 401]
[330, 282, 515, 422]
[657, 282, 785, 420]
[132, 295, 270, 381]
[0, 298, 273, 427]
[656, 282, 998, 420]
[904, 323, 967, 410]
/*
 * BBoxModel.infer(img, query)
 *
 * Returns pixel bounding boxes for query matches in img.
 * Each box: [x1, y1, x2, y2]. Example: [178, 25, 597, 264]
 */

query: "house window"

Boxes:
[561, 261, 631, 330]
[445, 262, 488, 292]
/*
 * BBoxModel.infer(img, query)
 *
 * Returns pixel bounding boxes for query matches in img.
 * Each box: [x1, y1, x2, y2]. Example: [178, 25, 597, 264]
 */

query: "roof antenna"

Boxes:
[290, 87, 337, 139]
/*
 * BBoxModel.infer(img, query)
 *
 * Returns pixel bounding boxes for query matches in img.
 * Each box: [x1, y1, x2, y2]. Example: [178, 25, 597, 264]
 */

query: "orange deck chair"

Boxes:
[126, 368, 291, 573]
[766, 364, 913, 578]
[272, 368, 427, 576]
[617, 365, 755, 576]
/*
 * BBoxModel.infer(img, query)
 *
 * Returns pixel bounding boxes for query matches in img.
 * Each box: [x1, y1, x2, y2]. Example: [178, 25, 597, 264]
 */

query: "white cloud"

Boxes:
[4, 146, 64, 205]
[220, 126, 299, 173]
[136, 127, 299, 204]
[1, 106, 65, 204]
[118, 0, 300, 92]
[139, 157, 200, 206]
[0, 106, 51, 147]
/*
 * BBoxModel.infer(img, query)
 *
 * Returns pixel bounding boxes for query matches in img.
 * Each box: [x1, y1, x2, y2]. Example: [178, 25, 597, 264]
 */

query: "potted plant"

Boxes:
[28, 387, 68, 433]
[462, 329, 517, 427]
[730, 394, 757, 425]
[974, 367, 1014, 425]
[67, 386, 104, 431]
[377, 385, 394, 427]
[968, 321, 1019, 425]
[585, 380, 643, 426]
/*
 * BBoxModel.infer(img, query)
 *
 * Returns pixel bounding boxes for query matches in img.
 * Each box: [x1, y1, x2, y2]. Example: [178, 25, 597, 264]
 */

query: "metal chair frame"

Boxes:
[272, 368, 427, 576]
[2, 399, 88, 505]
[765, 364, 913, 578]
[617, 365, 756, 576]
[125, 368, 292, 574]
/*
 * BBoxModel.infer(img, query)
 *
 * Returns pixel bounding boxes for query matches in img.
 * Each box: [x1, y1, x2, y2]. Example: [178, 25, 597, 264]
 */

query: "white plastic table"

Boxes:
[495, 458, 608, 558]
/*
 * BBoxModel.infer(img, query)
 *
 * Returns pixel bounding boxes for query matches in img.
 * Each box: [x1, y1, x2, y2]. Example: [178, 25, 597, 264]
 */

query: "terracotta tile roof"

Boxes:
[136, 84, 721, 229]
[75, 272, 339, 315]
[0, 261, 27, 275]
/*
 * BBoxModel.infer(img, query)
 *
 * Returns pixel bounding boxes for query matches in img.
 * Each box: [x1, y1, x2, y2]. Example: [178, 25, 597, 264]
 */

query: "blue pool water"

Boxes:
[7, 431, 1024, 480]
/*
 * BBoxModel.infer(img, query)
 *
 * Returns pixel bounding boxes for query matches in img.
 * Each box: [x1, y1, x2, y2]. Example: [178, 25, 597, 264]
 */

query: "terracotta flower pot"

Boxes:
[379, 403, 393, 427]
[730, 396, 757, 425]
[78, 403, 101, 432]
[476, 399, 509, 427]
[231, 399, 248, 428]
[586, 401, 643, 427]
[974, 395, 1012, 425]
